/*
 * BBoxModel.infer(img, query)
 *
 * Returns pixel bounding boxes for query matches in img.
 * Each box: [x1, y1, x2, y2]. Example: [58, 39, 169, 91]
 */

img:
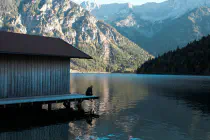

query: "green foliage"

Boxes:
[0, 0, 153, 73]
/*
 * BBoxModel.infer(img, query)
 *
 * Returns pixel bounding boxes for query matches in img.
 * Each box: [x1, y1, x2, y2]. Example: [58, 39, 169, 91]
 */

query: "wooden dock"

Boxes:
[0, 94, 99, 106]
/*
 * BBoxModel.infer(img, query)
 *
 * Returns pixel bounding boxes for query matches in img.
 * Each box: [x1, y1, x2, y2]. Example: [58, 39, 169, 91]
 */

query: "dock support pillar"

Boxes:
[48, 103, 52, 111]
[77, 100, 83, 112]
[63, 101, 70, 108]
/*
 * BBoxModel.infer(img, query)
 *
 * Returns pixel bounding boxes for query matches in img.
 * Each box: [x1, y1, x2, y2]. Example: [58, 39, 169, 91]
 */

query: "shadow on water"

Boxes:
[147, 76, 210, 115]
[0, 107, 99, 133]
[161, 91, 210, 115]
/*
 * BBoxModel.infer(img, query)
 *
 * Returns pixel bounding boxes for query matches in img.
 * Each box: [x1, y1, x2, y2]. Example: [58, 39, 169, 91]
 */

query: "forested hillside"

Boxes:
[137, 35, 210, 75]
[0, 0, 153, 73]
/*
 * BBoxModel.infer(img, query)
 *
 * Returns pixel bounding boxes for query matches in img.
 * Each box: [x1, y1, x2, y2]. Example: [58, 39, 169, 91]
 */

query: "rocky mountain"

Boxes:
[143, 7, 210, 55]
[83, 0, 210, 22]
[133, 0, 210, 21]
[81, 0, 210, 56]
[115, 6, 210, 55]
[0, 0, 153, 73]
[137, 35, 210, 75]
[80, 1, 100, 11]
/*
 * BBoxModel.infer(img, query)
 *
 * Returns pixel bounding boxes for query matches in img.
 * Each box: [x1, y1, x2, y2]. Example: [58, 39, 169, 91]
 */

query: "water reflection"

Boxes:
[0, 108, 99, 140]
[0, 124, 69, 140]
[147, 75, 210, 114]
[70, 74, 210, 140]
[1, 74, 210, 140]
[70, 74, 150, 115]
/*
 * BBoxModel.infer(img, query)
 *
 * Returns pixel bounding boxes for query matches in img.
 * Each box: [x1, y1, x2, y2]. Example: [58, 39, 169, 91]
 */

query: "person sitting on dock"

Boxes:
[86, 85, 93, 96]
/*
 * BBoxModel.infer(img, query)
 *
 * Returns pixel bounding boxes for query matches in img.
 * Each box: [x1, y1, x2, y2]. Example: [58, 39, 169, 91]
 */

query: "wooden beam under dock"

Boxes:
[0, 94, 99, 106]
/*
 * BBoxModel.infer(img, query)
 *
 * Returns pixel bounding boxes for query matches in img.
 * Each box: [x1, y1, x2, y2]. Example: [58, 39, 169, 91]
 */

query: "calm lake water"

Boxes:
[1, 74, 210, 140]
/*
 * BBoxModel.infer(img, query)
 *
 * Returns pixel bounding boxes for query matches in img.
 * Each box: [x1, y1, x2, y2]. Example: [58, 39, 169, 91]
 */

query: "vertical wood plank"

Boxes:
[0, 54, 70, 98]
[4, 55, 8, 98]
[0, 54, 3, 98]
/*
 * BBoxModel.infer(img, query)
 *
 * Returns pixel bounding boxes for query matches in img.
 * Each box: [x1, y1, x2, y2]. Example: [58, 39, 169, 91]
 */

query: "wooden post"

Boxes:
[77, 100, 83, 112]
[48, 103, 52, 111]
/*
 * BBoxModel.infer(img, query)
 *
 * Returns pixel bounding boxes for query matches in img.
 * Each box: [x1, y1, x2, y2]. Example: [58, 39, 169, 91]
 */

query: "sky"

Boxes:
[73, 0, 167, 5]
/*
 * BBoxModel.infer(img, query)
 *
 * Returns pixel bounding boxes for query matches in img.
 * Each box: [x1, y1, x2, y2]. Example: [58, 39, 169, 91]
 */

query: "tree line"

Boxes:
[137, 35, 210, 75]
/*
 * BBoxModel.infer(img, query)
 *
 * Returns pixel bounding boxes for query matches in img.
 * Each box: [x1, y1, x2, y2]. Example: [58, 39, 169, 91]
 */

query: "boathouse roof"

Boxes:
[0, 31, 92, 59]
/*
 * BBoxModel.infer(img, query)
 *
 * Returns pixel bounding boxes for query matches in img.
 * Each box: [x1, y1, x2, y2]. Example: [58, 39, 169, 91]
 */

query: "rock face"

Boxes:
[0, 0, 153, 73]
[144, 7, 210, 55]
[81, 0, 210, 56]
[133, 0, 210, 21]
[80, 1, 100, 11]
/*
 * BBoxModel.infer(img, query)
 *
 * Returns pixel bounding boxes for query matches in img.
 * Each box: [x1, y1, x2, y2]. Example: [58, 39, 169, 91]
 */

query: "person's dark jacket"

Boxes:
[86, 87, 93, 96]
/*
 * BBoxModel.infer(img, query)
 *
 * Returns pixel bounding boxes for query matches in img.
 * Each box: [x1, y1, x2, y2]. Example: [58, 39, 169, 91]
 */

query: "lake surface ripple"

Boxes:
[1, 74, 210, 140]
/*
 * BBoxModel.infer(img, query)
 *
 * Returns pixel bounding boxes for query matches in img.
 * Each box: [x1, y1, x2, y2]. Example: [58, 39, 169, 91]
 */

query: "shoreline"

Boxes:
[70, 69, 110, 74]
[70, 71, 111, 74]
[70, 69, 135, 74]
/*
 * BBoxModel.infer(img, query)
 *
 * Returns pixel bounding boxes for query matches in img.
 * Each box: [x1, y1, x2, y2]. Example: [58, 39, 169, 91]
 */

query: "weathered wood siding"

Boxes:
[0, 54, 70, 98]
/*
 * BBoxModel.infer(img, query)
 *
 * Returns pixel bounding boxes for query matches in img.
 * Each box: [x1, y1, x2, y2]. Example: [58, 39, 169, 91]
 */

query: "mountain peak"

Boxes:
[0, 0, 153, 72]
[127, 2, 133, 9]
[80, 1, 100, 11]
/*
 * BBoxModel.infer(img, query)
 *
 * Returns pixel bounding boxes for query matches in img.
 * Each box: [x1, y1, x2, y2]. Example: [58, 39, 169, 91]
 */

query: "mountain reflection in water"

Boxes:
[1, 74, 210, 140]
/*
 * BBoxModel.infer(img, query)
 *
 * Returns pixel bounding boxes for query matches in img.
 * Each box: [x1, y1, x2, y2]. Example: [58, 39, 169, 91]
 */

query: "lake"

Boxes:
[1, 74, 210, 140]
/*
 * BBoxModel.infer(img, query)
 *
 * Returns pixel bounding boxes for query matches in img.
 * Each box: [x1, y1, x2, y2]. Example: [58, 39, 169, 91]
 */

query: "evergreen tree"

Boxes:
[137, 35, 210, 75]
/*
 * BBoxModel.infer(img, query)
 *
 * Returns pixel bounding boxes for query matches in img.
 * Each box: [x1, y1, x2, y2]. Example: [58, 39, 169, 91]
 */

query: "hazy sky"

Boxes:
[74, 0, 167, 5]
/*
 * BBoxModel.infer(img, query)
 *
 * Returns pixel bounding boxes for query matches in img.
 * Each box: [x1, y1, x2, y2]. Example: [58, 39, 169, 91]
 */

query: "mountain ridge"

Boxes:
[0, 0, 153, 73]
[81, 1, 210, 55]
[81, 0, 210, 21]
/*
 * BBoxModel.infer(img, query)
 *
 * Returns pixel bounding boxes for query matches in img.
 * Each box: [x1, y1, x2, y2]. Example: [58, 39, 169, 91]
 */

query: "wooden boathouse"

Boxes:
[0, 31, 98, 110]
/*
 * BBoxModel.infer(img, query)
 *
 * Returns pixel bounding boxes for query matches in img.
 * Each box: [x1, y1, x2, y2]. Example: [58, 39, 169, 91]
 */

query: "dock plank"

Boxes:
[0, 94, 99, 105]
